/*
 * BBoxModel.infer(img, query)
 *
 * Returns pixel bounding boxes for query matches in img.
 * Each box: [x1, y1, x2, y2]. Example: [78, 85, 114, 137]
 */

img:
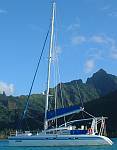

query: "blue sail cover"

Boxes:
[47, 105, 82, 121]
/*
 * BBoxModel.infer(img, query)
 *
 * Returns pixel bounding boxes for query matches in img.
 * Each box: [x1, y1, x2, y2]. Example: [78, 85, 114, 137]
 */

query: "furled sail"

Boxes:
[47, 105, 83, 121]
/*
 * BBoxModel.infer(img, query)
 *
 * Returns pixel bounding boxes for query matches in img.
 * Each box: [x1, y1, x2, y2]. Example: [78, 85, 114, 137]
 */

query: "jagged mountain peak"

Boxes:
[86, 69, 117, 96]
[96, 68, 107, 74]
[86, 69, 108, 84]
[90, 69, 107, 78]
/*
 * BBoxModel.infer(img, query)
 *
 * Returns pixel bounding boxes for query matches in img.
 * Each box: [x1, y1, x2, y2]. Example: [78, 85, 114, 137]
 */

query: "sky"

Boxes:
[0, 0, 117, 96]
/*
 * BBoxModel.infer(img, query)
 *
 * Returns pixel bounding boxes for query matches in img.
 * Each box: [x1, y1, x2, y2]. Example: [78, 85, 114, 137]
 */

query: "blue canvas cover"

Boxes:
[47, 105, 82, 120]
[70, 130, 88, 135]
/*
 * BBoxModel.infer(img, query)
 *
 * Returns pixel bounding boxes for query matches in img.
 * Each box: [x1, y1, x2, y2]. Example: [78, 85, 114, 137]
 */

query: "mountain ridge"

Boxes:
[86, 69, 117, 96]
[0, 68, 117, 137]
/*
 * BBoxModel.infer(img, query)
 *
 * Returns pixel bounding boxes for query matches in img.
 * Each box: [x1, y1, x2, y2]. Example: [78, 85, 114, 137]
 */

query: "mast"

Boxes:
[44, 1, 56, 130]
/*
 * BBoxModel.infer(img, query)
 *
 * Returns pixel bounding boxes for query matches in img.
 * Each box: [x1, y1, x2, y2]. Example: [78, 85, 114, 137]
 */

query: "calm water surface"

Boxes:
[0, 138, 116, 150]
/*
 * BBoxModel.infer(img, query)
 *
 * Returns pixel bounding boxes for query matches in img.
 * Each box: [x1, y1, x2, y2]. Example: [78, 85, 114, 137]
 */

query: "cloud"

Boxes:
[0, 81, 14, 96]
[100, 5, 117, 18]
[101, 5, 111, 11]
[104, 37, 117, 59]
[90, 35, 117, 60]
[52, 45, 62, 62]
[85, 59, 95, 73]
[72, 36, 86, 45]
[89, 35, 117, 50]
[90, 35, 108, 44]
[67, 23, 80, 31]
[0, 9, 7, 14]
[67, 18, 80, 32]
[55, 45, 62, 54]
[108, 11, 117, 18]
[72, 35, 109, 45]
[71, 34, 117, 72]
[88, 48, 103, 59]
[110, 46, 117, 59]
[72, 34, 117, 57]
[111, 50, 117, 59]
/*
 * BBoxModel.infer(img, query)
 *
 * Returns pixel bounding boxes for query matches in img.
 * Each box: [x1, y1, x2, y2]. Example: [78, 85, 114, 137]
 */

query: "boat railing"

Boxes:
[10, 131, 18, 136]
[9, 130, 40, 136]
[59, 117, 108, 128]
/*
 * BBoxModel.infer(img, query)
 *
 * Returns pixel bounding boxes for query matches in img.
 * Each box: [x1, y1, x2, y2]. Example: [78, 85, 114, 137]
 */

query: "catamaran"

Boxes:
[8, 1, 113, 146]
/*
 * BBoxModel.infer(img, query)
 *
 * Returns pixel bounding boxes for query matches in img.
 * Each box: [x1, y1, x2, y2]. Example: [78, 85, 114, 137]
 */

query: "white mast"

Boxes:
[44, 1, 56, 130]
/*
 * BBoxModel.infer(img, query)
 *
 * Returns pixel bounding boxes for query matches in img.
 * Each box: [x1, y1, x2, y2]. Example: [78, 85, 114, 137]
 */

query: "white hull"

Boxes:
[8, 134, 113, 146]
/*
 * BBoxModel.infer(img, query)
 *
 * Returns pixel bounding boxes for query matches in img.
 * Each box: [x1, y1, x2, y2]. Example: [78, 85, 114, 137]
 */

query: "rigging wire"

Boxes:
[54, 3, 67, 126]
[75, 81, 85, 119]
[83, 110, 96, 118]
[52, 5, 67, 128]
[76, 81, 84, 108]
[56, 58, 67, 125]
[54, 1, 67, 125]
[18, 25, 51, 129]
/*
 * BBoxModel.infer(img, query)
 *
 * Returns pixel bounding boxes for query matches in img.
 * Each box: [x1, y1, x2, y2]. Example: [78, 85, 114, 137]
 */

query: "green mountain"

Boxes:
[0, 69, 117, 137]
[55, 79, 99, 107]
[86, 69, 117, 96]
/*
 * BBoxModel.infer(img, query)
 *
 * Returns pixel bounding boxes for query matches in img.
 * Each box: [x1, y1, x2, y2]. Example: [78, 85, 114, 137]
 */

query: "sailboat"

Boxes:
[8, 1, 113, 146]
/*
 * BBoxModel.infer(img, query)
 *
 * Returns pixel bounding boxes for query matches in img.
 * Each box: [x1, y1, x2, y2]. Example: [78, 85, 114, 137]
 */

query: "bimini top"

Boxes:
[47, 105, 83, 121]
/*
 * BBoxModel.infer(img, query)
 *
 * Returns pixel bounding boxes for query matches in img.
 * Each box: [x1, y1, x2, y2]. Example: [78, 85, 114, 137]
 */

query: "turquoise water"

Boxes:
[0, 138, 116, 150]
